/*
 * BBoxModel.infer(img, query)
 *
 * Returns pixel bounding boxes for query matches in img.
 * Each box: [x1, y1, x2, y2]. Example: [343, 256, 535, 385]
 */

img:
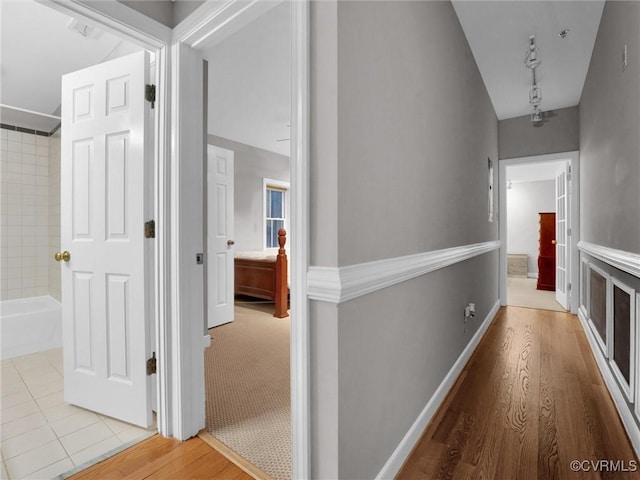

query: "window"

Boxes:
[264, 179, 289, 249]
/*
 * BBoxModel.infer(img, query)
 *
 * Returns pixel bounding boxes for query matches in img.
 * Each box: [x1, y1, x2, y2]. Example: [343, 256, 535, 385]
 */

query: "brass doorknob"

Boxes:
[55, 251, 71, 262]
[227, 240, 235, 246]
[551, 240, 557, 245]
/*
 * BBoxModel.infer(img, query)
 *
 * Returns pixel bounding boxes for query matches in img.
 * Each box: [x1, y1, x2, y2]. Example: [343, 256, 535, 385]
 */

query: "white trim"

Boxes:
[0, 104, 61, 120]
[608, 277, 636, 403]
[578, 308, 640, 459]
[499, 151, 580, 313]
[527, 272, 538, 279]
[635, 293, 640, 422]
[173, 0, 281, 49]
[37, 0, 172, 437]
[579, 257, 590, 320]
[587, 262, 610, 358]
[578, 241, 640, 279]
[308, 241, 501, 304]
[290, 0, 311, 476]
[375, 300, 501, 480]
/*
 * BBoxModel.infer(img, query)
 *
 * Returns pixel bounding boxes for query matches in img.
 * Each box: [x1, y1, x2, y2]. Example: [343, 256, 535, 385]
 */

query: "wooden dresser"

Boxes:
[537, 212, 556, 291]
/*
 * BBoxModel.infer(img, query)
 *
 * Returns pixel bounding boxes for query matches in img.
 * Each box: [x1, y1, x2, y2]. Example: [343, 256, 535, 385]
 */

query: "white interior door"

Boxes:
[555, 162, 570, 309]
[61, 51, 153, 427]
[207, 145, 235, 328]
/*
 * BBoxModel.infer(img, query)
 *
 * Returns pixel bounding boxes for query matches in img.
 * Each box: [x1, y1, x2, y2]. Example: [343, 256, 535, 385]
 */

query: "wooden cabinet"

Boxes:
[537, 212, 556, 291]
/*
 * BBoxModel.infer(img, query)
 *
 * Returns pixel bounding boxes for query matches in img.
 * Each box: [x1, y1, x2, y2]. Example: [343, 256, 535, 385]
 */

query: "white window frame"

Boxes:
[263, 178, 290, 251]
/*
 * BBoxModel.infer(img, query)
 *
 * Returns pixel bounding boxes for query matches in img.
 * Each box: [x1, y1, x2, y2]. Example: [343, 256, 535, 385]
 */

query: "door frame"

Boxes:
[499, 151, 580, 313]
[173, 0, 310, 477]
[38, 0, 173, 435]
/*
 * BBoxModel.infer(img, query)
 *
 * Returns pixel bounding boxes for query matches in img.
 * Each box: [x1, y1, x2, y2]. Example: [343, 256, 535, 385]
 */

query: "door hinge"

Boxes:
[146, 352, 157, 375]
[144, 220, 155, 239]
[145, 84, 156, 109]
[568, 228, 572, 236]
[568, 283, 572, 291]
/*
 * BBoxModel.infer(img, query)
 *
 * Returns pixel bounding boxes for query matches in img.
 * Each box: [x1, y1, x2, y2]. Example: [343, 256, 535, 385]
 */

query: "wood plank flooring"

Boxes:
[66, 435, 254, 480]
[67, 307, 638, 480]
[397, 306, 640, 480]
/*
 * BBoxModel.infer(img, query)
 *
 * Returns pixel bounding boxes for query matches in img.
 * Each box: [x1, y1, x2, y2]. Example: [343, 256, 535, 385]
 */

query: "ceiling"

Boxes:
[203, 1, 290, 156]
[452, 1, 605, 120]
[0, 0, 139, 132]
[2, 1, 606, 148]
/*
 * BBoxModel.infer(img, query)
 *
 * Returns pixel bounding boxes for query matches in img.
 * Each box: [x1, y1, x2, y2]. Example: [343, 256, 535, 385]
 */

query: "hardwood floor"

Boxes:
[67, 435, 254, 480]
[67, 307, 638, 480]
[397, 306, 640, 480]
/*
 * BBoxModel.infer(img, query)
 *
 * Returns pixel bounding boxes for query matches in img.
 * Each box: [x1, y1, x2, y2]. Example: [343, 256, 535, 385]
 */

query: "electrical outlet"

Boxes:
[623, 44, 628, 71]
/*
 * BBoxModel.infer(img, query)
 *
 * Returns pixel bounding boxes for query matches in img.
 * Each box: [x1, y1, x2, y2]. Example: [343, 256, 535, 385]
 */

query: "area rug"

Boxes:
[205, 302, 291, 480]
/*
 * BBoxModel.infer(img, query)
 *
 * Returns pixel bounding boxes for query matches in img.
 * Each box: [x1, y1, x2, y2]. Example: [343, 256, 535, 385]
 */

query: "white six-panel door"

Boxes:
[555, 163, 570, 310]
[207, 145, 235, 328]
[61, 51, 153, 427]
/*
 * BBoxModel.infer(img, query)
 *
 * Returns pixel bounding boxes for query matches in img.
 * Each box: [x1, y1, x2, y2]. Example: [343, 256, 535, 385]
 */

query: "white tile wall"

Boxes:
[0, 129, 56, 301]
[48, 132, 61, 302]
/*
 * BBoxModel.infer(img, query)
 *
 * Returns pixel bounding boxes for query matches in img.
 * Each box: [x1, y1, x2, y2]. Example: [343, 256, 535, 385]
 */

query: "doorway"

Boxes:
[200, 3, 293, 478]
[499, 151, 580, 314]
[0, 1, 166, 477]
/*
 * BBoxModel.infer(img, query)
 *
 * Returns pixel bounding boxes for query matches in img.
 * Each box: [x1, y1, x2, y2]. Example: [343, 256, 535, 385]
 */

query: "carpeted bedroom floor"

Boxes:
[507, 276, 566, 312]
[205, 301, 291, 480]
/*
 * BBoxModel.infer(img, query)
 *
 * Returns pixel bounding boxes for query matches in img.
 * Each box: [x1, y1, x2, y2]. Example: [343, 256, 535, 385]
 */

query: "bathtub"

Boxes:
[1, 296, 62, 360]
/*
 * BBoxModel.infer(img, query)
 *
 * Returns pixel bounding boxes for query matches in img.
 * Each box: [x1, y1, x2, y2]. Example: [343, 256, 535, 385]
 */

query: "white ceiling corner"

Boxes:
[452, 1, 605, 120]
[1, 0, 140, 132]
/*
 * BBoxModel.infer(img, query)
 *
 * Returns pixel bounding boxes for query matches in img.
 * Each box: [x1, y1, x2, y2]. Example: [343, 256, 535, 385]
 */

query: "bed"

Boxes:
[234, 229, 289, 318]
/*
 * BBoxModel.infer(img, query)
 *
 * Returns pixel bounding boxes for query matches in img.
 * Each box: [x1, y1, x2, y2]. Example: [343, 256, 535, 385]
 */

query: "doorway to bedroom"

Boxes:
[500, 151, 580, 314]
[200, 2, 293, 479]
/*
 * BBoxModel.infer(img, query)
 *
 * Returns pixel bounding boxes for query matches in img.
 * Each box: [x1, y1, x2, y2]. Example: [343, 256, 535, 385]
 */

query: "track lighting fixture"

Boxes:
[525, 36, 544, 124]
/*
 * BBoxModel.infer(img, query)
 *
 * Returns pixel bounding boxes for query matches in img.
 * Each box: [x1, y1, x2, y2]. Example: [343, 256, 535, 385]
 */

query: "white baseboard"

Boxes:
[527, 272, 538, 279]
[577, 309, 640, 458]
[375, 300, 501, 480]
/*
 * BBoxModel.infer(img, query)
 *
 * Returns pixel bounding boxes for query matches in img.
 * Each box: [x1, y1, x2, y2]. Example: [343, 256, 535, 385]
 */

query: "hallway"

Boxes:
[397, 307, 639, 479]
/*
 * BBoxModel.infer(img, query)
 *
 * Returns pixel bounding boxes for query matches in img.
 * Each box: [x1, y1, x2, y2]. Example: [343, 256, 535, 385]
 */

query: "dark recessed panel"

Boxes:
[613, 284, 631, 383]
[590, 269, 607, 343]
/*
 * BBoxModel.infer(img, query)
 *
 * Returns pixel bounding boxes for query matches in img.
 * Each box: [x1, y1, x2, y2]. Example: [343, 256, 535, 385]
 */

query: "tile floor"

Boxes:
[1, 348, 155, 479]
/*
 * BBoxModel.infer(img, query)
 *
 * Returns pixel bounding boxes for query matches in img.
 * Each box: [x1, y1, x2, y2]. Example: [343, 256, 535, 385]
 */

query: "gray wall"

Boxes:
[579, 1, 640, 254]
[208, 135, 290, 252]
[506, 180, 556, 274]
[498, 106, 579, 160]
[337, 1, 498, 266]
[310, 1, 499, 478]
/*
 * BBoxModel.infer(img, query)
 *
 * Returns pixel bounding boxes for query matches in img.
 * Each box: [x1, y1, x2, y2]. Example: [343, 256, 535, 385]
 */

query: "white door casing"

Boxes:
[207, 145, 235, 329]
[556, 162, 571, 308]
[172, 1, 311, 472]
[556, 162, 570, 309]
[61, 51, 153, 427]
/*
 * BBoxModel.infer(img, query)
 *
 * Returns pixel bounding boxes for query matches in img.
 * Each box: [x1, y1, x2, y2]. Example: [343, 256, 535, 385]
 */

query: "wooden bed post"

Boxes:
[274, 229, 289, 318]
